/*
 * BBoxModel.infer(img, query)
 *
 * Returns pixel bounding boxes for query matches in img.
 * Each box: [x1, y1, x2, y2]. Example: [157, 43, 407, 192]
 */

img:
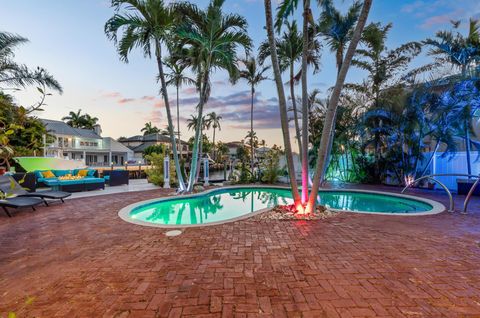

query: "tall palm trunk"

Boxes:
[322, 55, 343, 184]
[155, 40, 186, 191]
[250, 85, 255, 176]
[300, 0, 310, 204]
[195, 135, 203, 182]
[419, 141, 439, 177]
[264, 0, 302, 206]
[187, 67, 210, 192]
[306, 0, 372, 213]
[290, 64, 302, 157]
[465, 120, 472, 177]
[212, 126, 216, 161]
[177, 85, 182, 158]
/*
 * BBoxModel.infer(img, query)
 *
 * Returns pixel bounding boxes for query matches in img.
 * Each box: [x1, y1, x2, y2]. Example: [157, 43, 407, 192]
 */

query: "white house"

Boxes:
[42, 119, 133, 166]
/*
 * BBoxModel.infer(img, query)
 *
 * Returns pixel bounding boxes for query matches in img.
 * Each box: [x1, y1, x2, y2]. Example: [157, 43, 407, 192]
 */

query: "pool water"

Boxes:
[127, 187, 434, 226]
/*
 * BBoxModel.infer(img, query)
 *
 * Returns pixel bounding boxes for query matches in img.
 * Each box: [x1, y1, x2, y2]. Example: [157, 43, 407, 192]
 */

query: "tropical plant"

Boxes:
[145, 152, 176, 186]
[258, 20, 320, 158]
[175, 0, 251, 192]
[423, 19, 480, 79]
[141, 122, 161, 135]
[62, 109, 99, 129]
[216, 141, 229, 162]
[0, 31, 62, 93]
[263, 0, 302, 208]
[0, 93, 52, 168]
[306, 0, 372, 213]
[105, 0, 186, 191]
[260, 148, 282, 184]
[143, 144, 166, 157]
[238, 56, 270, 173]
[435, 79, 480, 176]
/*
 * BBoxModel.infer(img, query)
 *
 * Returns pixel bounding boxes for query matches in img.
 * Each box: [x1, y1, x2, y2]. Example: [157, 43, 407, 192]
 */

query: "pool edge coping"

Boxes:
[118, 185, 446, 228]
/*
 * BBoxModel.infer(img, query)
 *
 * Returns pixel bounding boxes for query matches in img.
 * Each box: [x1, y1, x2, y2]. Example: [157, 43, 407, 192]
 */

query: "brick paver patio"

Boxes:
[1, 185, 480, 317]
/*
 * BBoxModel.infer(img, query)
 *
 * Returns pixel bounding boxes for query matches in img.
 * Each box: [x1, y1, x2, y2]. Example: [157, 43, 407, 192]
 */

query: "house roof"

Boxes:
[121, 133, 189, 145]
[225, 141, 244, 148]
[41, 119, 102, 139]
[103, 137, 134, 153]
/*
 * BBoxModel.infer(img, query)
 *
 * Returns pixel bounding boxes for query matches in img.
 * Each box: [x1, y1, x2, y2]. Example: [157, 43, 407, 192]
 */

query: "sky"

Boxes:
[1, 0, 480, 148]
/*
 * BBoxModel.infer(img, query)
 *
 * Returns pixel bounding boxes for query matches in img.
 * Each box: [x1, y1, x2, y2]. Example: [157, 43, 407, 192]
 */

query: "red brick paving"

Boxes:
[1, 185, 480, 317]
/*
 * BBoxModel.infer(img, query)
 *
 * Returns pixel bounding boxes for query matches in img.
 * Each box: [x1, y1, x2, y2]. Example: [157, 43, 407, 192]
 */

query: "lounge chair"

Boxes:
[0, 196, 44, 217]
[0, 175, 71, 206]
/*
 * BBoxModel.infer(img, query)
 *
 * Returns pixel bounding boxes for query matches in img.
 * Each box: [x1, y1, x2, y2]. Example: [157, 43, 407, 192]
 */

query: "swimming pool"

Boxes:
[118, 186, 445, 228]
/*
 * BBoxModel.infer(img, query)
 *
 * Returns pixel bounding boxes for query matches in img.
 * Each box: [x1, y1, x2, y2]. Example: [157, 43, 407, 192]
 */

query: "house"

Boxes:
[118, 133, 189, 160]
[41, 119, 133, 166]
[224, 141, 244, 160]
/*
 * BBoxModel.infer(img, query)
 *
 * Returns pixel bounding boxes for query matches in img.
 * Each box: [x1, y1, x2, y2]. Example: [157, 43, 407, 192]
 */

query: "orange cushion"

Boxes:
[77, 169, 89, 177]
[41, 170, 55, 178]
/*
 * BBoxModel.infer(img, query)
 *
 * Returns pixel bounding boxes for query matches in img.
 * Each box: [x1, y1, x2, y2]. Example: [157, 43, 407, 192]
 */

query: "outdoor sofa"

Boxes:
[34, 169, 105, 192]
[102, 170, 129, 186]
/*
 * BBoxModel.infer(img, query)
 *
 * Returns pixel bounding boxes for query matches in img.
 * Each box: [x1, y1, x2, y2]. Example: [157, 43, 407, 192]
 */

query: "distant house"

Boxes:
[41, 119, 133, 166]
[224, 141, 244, 160]
[118, 133, 189, 160]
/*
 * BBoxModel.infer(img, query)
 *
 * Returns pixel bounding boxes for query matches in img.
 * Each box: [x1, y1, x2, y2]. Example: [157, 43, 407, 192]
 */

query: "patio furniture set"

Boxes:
[0, 169, 130, 217]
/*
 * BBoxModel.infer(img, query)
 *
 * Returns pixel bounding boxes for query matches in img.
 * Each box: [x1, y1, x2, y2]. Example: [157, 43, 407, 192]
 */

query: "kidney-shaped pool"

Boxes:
[118, 186, 445, 228]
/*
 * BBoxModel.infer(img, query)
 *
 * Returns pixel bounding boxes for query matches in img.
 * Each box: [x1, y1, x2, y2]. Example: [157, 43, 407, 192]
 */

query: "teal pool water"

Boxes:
[127, 187, 434, 226]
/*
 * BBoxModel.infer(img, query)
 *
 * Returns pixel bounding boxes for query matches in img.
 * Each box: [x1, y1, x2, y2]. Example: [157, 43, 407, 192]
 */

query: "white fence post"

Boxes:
[164, 157, 170, 188]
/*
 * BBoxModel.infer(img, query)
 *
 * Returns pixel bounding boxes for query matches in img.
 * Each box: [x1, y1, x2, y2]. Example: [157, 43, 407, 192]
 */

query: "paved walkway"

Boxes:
[1, 185, 480, 317]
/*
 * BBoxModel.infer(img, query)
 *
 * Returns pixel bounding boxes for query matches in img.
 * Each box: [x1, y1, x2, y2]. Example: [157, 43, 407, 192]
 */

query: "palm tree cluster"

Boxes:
[105, 0, 251, 193]
[309, 18, 480, 186]
[102, 0, 479, 213]
[62, 109, 99, 130]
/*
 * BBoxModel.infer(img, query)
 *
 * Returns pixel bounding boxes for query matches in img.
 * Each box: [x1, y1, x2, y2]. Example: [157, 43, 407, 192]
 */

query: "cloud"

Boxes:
[420, 9, 464, 29]
[182, 87, 198, 95]
[100, 91, 121, 98]
[118, 98, 136, 104]
[175, 90, 283, 130]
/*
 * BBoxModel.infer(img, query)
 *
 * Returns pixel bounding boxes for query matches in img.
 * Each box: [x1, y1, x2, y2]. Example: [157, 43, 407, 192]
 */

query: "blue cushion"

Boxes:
[87, 169, 96, 177]
[83, 177, 104, 184]
[34, 170, 45, 179]
[42, 179, 61, 186]
[53, 170, 72, 177]
[104, 175, 110, 181]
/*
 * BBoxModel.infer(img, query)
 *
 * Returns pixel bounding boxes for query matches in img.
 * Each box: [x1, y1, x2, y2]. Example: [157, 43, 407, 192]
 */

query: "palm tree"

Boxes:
[423, 18, 480, 176]
[238, 56, 270, 173]
[263, 0, 302, 208]
[316, 0, 362, 183]
[317, 1, 362, 74]
[261, 8, 321, 204]
[176, 0, 251, 192]
[141, 122, 161, 135]
[187, 114, 208, 182]
[205, 112, 222, 161]
[424, 19, 480, 79]
[105, 0, 186, 191]
[164, 55, 195, 157]
[62, 110, 84, 128]
[82, 114, 99, 130]
[0, 31, 62, 93]
[62, 110, 99, 129]
[258, 21, 320, 157]
[306, 0, 372, 213]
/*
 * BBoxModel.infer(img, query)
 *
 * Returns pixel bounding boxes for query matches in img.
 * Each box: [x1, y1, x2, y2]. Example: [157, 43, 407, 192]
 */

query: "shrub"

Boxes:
[260, 149, 281, 184]
[144, 153, 176, 187]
